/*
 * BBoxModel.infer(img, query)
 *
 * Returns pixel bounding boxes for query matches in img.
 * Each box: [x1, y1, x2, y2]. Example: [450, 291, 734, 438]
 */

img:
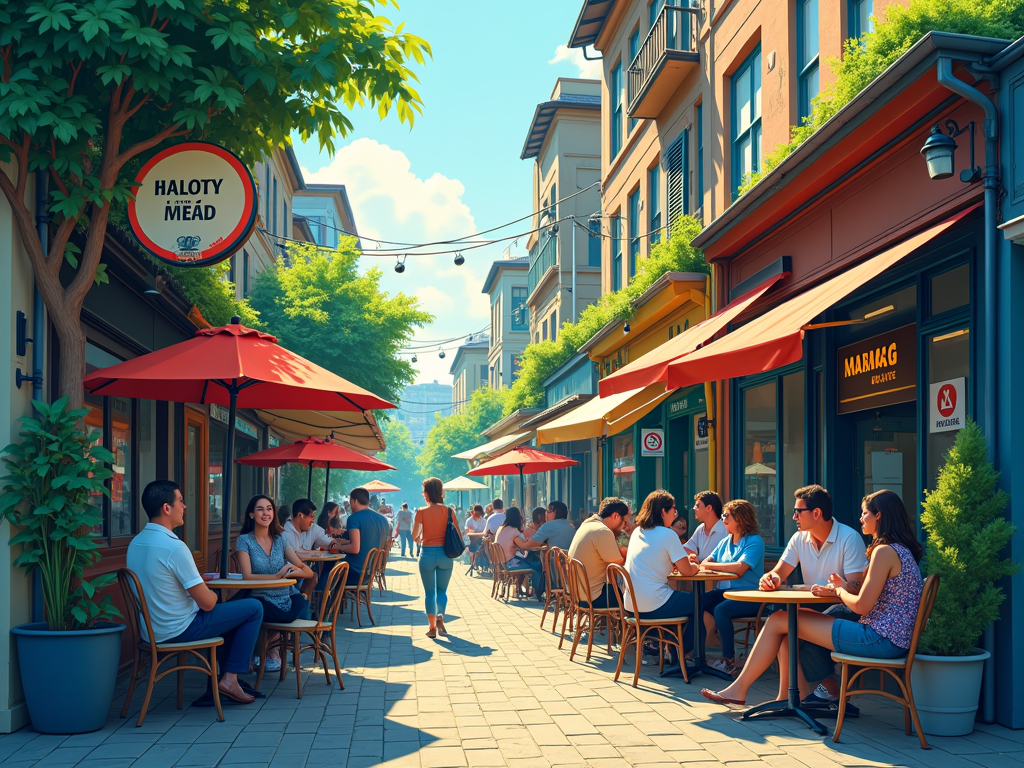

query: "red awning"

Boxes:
[665, 209, 972, 389]
[598, 273, 783, 397]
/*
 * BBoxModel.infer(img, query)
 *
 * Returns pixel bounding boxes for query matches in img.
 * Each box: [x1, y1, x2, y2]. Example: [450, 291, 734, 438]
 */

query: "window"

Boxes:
[849, 0, 873, 41]
[479, 364, 488, 385]
[264, 165, 271, 224]
[611, 215, 623, 292]
[731, 46, 762, 196]
[628, 29, 640, 132]
[649, 165, 662, 245]
[648, 0, 665, 29]
[511, 286, 529, 330]
[612, 433, 636, 511]
[797, 0, 820, 122]
[628, 188, 641, 278]
[283, 200, 289, 237]
[927, 328, 969, 489]
[610, 61, 623, 158]
[930, 263, 970, 315]
[542, 321, 548, 341]
[666, 131, 688, 232]
[696, 103, 704, 208]
[272, 177, 278, 235]
[549, 183, 557, 222]
[551, 309, 558, 341]
[242, 249, 250, 296]
[588, 219, 602, 266]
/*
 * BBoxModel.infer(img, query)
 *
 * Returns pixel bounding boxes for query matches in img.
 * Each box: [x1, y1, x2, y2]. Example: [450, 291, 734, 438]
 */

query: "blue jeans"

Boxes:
[636, 589, 695, 654]
[701, 588, 759, 659]
[506, 556, 544, 597]
[167, 598, 263, 674]
[419, 546, 454, 616]
[398, 530, 413, 556]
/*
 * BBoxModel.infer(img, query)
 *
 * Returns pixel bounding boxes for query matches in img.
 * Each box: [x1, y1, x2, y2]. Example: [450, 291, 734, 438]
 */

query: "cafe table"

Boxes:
[724, 588, 839, 735]
[662, 569, 738, 681]
[298, 552, 346, 564]
[191, 576, 298, 707]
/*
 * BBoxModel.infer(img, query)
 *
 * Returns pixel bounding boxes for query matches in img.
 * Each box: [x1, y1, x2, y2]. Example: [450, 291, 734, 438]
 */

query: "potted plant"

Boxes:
[1, 397, 124, 734]
[912, 419, 1017, 736]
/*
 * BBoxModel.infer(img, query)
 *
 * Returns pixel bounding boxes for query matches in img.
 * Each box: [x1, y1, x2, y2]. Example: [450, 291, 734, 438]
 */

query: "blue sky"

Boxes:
[292, 0, 601, 388]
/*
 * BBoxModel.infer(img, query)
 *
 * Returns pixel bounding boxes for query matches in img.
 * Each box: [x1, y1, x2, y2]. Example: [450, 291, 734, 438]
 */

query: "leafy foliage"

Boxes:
[503, 216, 708, 413]
[153, 257, 259, 328]
[419, 388, 507, 482]
[919, 419, 1018, 656]
[345, 421, 422, 504]
[739, 0, 1024, 195]
[0, 0, 430, 406]
[0, 397, 120, 631]
[248, 239, 432, 407]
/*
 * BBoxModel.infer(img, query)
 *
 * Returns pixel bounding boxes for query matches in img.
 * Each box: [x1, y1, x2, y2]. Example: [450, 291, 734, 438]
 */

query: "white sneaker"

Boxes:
[265, 657, 282, 672]
[709, 658, 736, 675]
[815, 683, 837, 701]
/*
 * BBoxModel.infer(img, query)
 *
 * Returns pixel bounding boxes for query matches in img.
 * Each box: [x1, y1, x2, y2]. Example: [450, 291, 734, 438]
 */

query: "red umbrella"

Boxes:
[84, 318, 395, 577]
[361, 479, 401, 493]
[468, 447, 578, 510]
[236, 437, 395, 505]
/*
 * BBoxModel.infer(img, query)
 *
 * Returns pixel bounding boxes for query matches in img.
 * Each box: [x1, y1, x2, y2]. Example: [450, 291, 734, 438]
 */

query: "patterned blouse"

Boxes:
[235, 533, 293, 611]
[860, 542, 923, 649]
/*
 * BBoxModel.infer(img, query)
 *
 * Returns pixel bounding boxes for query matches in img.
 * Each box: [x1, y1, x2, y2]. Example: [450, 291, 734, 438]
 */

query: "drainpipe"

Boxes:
[33, 170, 47, 400]
[936, 56, 998, 726]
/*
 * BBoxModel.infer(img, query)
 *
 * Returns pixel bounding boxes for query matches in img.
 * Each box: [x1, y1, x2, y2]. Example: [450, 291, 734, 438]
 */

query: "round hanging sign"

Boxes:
[127, 141, 257, 267]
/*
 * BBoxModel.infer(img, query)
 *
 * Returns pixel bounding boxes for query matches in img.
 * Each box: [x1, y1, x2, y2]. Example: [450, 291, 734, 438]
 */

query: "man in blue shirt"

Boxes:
[334, 487, 391, 584]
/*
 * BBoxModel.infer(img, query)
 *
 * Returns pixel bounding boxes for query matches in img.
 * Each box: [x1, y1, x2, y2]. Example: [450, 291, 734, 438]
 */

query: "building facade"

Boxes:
[395, 381, 454, 448]
[293, 182, 360, 250]
[449, 334, 491, 413]
[482, 257, 530, 389]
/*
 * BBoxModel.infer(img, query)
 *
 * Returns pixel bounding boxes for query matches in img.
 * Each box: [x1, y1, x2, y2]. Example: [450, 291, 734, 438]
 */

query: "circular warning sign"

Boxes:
[127, 142, 258, 267]
[936, 383, 957, 418]
[643, 432, 663, 453]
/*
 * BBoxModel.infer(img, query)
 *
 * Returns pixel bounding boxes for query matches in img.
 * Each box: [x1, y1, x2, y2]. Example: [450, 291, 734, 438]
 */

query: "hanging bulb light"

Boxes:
[411, 354, 418, 363]
[394, 255, 406, 274]
[623, 321, 631, 334]
[454, 251, 465, 266]
[438, 347, 446, 359]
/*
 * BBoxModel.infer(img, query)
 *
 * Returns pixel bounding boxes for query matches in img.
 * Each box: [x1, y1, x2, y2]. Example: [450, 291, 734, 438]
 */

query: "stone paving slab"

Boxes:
[2, 553, 1021, 767]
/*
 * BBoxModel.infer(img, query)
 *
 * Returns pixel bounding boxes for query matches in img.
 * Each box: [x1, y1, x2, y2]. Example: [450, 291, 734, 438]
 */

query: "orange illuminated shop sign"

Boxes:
[837, 324, 917, 415]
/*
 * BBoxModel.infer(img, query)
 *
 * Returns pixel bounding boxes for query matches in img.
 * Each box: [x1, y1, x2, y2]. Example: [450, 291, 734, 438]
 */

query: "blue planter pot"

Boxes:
[11, 622, 126, 734]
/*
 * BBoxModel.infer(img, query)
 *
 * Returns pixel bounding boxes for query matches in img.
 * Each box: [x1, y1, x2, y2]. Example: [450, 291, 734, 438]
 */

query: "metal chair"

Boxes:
[565, 557, 620, 662]
[832, 574, 940, 749]
[117, 568, 224, 726]
[256, 562, 350, 698]
[607, 563, 689, 687]
[342, 547, 380, 626]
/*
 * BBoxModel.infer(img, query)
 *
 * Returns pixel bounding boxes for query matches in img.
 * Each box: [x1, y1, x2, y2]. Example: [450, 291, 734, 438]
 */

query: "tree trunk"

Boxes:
[51, 304, 87, 411]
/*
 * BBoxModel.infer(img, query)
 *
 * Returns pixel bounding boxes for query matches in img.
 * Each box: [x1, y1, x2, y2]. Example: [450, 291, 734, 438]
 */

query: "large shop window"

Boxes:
[741, 369, 805, 548]
[612, 433, 636, 512]
[209, 420, 260, 528]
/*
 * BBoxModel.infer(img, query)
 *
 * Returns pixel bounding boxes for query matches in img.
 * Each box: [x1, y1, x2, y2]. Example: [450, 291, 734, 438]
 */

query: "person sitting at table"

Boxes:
[318, 502, 344, 537]
[684, 491, 727, 563]
[464, 505, 488, 574]
[485, 498, 506, 536]
[282, 498, 340, 600]
[516, 501, 577, 600]
[568, 497, 630, 609]
[701, 489, 922, 707]
[671, 515, 688, 544]
[494, 507, 538, 597]
[127, 481, 264, 704]
[524, 507, 545, 539]
[333, 487, 392, 585]
[235, 495, 314, 673]
[698, 499, 766, 675]
[276, 502, 291, 529]
[624, 490, 700, 663]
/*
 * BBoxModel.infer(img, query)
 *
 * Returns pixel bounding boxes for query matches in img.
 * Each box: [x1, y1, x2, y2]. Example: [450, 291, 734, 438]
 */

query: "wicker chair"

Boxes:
[539, 547, 566, 631]
[375, 545, 390, 594]
[832, 574, 940, 749]
[117, 568, 224, 726]
[555, 549, 577, 648]
[732, 602, 767, 659]
[565, 558, 620, 662]
[342, 547, 380, 626]
[490, 542, 534, 601]
[607, 563, 689, 687]
[256, 562, 350, 698]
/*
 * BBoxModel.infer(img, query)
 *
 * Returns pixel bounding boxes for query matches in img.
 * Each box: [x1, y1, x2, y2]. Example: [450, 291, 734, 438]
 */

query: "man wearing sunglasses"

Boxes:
[758, 484, 868, 713]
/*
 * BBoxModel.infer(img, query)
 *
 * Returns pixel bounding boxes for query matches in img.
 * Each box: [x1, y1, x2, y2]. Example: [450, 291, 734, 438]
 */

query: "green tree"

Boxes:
[419, 388, 507, 482]
[0, 0, 429, 408]
[919, 419, 1018, 656]
[345, 420, 421, 503]
[248, 239, 432, 406]
[504, 215, 708, 413]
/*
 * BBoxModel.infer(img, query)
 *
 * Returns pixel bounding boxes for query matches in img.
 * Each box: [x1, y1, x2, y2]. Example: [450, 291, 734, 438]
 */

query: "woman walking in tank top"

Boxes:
[413, 477, 458, 638]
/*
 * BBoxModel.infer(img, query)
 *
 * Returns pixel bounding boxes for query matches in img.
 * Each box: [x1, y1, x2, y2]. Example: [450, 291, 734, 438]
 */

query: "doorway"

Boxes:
[183, 408, 210, 570]
[852, 403, 918, 510]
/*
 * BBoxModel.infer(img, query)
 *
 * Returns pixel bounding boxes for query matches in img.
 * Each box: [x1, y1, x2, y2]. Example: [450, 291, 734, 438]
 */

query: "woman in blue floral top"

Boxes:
[702, 489, 923, 706]
[235, 495, 314, 672]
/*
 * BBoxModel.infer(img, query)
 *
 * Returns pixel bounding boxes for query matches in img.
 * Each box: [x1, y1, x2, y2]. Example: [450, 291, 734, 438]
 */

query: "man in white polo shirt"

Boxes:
[484, 498, 506, 535]
[759, 484, 869, 711]
[126, 480, 264, 705]
[283, 498, 339, 599]
[684, 491, 728, 563]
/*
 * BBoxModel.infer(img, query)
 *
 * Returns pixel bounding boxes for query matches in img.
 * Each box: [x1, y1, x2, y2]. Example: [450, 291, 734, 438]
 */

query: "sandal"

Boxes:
[436, 617, 448, 637]
[700, 688, 746, 705]
[217, 685, 255, 705]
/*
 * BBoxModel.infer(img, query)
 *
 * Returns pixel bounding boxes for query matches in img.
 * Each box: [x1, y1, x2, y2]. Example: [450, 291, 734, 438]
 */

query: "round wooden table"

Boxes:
[299, 552, 346, 564]
[663, 570, 738, 681]
[725, 589, 840, 735]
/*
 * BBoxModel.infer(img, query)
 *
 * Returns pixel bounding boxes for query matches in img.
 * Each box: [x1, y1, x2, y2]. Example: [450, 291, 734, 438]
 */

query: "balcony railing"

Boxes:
[627, 3, 700, 119]
[527, 234, 558, 298]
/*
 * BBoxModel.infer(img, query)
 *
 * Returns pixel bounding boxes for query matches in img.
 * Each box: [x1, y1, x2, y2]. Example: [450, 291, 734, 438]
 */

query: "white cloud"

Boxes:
[549, 45, 603, 80]
[301, 139, 490, 387]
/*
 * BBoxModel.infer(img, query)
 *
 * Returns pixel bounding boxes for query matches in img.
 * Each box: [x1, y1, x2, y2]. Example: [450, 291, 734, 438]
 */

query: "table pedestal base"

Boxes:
[741, 698, 828, 735]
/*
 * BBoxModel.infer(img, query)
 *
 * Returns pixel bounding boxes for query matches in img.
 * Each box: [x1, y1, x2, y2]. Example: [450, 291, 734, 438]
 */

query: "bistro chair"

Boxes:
[607, 563, 689, 688]
[342, 547, 380, 627]
[375, 545, 390, 594]
[256, 562, 350, 698]
[539, 547, 566, 631]
[565, 557, 620, 662]
[732, 603, 767, 660]
[209, 548, 240, 574]
[831, 574, 940, 750]
[490, 542, 534, 602]
[555, 549, 577, 648]
[117, 568, 224, 726]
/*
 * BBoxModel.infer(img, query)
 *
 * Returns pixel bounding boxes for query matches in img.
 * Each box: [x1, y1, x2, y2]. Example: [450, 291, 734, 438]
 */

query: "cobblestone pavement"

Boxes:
[4, 555, 1024, 767]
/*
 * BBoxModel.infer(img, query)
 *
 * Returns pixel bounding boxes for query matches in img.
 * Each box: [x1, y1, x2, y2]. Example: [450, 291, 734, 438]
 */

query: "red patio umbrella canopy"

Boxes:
[361, 479, 401, 493]
[468, 447, 578, 508]
[83, 318, 396, 578]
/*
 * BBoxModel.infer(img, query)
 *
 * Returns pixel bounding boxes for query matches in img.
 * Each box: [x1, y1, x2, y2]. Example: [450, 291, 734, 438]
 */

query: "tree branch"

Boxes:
[116, 122, 189, 167]
[15, 132, 30, 197]
[67, 60, 83, 97]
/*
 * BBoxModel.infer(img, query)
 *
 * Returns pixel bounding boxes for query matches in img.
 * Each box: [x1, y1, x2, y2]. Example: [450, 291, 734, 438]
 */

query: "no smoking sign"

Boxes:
[641, 428, 665, 457]
[929, 377, 965, 433]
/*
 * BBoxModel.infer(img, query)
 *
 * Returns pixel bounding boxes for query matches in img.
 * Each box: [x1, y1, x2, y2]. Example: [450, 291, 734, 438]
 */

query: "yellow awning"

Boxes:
[536, 384, 672, 444]
[452, 430, 533, 461]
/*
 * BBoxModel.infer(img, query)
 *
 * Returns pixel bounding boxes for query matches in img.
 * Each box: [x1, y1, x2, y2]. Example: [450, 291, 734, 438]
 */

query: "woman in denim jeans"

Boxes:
[702, 490, 923, 706]
[413, 477, 457, 638]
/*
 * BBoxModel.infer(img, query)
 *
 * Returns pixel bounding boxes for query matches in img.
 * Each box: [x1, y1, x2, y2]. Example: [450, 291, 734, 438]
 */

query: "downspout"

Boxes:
[33, 170, 47, 400]
[936, 56, 998, 726]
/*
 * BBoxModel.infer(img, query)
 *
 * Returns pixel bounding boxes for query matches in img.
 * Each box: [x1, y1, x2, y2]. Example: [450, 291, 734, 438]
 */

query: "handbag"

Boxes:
[443, 507, 467, 559]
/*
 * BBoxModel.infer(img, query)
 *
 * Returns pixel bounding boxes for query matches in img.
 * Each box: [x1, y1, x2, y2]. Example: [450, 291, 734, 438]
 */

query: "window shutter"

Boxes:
[666, 130, 689, 234]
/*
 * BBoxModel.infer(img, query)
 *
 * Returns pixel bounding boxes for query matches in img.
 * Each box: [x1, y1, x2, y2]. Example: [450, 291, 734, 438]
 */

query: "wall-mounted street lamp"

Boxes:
[920, 120, 981, 183]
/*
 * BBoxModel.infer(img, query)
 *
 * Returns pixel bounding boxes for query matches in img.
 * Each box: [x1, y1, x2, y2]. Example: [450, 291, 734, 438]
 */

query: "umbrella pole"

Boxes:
[307, 461, 313, 499]
[324, 465, 330, 507]
[518, 465, 525, 512]
[221, 390, 239, 579]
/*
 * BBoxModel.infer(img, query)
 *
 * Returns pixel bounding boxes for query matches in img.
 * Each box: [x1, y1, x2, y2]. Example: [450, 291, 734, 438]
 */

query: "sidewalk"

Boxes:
[3, 555, 1023, 767]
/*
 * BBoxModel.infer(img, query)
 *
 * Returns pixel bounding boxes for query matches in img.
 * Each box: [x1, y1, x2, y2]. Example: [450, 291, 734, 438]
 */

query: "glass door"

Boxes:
[183, 408, 209, 569]
[853, 404, 918, 513]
